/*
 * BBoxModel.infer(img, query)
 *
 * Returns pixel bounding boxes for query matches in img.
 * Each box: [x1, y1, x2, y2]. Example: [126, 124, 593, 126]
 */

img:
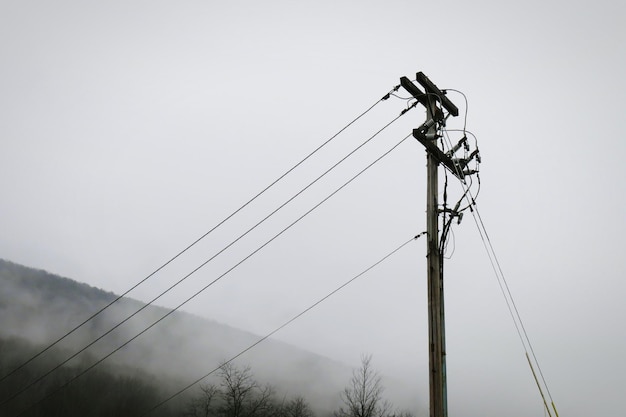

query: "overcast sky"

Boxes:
[1, 1, 625, 416]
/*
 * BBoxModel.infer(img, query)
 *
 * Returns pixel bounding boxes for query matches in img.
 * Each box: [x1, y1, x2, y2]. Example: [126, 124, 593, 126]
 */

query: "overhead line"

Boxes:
[1, 98, 416, 409]
[465, 197, 558, 415]
[440, 126, 534, 359]
[474, 205, 557, 403]
[11, 134, 413, 417]
[438, 100, 558, 414]
[0, 85, 399, 385]
[143, 232, 425, 416]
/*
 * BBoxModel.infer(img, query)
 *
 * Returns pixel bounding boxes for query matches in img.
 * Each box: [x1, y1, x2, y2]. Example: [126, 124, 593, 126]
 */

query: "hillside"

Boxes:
[0, 259, 352, 415]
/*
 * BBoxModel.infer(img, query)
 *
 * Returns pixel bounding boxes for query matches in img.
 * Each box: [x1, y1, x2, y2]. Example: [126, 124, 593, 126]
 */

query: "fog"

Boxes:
[1, 1, 625, 416]
[0, 260, 361, 415]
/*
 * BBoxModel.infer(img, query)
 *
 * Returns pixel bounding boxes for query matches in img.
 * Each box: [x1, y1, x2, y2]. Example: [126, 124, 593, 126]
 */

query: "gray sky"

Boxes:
[1, 1, 625, 416]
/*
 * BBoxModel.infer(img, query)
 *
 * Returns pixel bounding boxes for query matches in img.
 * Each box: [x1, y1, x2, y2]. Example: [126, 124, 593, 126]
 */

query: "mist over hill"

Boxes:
[0, 259, 356, 415]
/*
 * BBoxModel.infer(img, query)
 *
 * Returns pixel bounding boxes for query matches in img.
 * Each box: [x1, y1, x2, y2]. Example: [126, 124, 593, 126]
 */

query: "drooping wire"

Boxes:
[443, 229, 456, 260]
[11, 134, 413, 416]
[440, 128, 481, 211]
[442, 89, 468, 134]
[142, 232, 425, 416]
[0, 85, 401, 385]
[432, 109, 470, 259]
[391, 93, 414, 101]
[440, 157, 452, 257]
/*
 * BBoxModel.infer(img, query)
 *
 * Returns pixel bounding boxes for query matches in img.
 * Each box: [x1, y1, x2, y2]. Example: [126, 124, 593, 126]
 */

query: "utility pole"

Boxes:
[425, 98, 447, 417]
[400, 72, 473, 417]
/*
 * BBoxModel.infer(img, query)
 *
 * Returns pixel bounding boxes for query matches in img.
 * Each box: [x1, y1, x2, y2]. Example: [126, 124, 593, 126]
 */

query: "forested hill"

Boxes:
[0, 259, 351, 415]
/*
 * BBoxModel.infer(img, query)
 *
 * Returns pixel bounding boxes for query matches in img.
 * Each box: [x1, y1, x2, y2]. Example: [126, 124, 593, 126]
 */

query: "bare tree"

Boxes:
[335, 355, 391, 417]
[218, 362, 274, 417]
[185, 383, 219, 417]
[283, 396, 314, 417]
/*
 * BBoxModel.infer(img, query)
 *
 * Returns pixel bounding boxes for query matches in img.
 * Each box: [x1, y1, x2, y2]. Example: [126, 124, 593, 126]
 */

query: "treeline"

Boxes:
[0, 336, 413, 417]
[183, 355, 414, 417]
[182, 362, 313, 417]
[0, 336, 179, 417]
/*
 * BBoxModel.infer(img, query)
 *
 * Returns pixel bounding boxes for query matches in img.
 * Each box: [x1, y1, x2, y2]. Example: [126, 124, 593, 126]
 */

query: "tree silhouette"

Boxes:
[218, 362, 274, 417]
[334, 355, 391, 417]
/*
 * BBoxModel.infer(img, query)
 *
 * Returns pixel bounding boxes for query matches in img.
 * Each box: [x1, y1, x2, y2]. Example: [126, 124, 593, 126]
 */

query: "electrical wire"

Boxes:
[416, 93, 465, 261]
[464, 192, 559, 415]
[425, 84, 557, 414]
[474, 201, 558, 407]
[440, 128, 480, 211]
[442, 89, 468, 134]
[437, 129, 520, 344]
[449, 165, 558, 416]
[435, 93, 559, 415]
[11, 134, 413, 417]
[443, 229, 456, 260]
[2, 107, 414, 409]
[0, 85, 400, 385]
[391, 93, 413, 100]
[142, 232, 425, 416]
[438, 126, 471, 257]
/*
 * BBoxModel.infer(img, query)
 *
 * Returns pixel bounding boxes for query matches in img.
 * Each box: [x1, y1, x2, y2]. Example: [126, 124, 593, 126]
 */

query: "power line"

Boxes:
[464, 196, 559, 416]
[441, 89, 468, 134]
[0, 86, 398, 385]
[142, 232, 425, 416]
[437, 128, 535, 382]
[473, 203, 558, 411]
[1, 97, 416, 409]
[437, 96, 559, 416]
[423, 81, 558, 415]
[11, 134, 412, 416]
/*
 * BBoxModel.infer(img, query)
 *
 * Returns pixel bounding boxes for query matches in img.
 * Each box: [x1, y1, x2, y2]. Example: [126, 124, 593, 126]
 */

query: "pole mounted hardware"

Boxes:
[400, 77, 430, 110]
[413, 130, 467, 180]
[401, 73, 478, 180]
[415, 72, 459, 117]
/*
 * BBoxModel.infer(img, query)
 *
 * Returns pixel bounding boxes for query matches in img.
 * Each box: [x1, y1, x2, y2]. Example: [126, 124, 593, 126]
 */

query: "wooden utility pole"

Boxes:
[400, 72, 463, 417]
[425, 100, 447, 417]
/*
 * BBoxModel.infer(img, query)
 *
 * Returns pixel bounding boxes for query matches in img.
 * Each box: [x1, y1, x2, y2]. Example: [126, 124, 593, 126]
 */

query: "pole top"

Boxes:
[416, 72, 459, 117]
[399, 72, 459, 117]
